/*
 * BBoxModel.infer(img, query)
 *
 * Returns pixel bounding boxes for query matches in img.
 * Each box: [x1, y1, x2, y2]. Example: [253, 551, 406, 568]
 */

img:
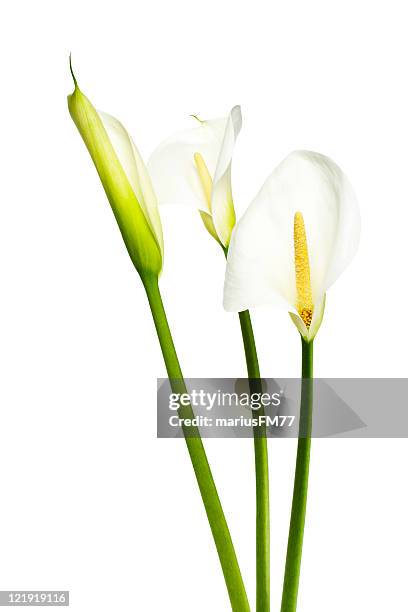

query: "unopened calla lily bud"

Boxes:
[223, 150, 360, 342]
[148, 106, 242, 248]
[67, 66, 163, 279]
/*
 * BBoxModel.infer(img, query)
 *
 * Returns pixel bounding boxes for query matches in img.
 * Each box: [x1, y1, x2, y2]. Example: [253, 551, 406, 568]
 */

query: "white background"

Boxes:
[1, 1, 407, 610]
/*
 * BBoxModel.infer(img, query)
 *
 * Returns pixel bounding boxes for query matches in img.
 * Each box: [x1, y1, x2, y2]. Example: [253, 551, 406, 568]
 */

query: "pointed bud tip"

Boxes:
[190, 114, 205, 124]
[69, 54, 78, 90]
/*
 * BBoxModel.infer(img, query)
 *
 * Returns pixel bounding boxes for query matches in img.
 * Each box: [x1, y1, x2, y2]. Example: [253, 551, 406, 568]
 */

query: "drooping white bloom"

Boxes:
[223, 150, 360, 341]
[148, 107, 242, 247]
[68, 72, 163, 278]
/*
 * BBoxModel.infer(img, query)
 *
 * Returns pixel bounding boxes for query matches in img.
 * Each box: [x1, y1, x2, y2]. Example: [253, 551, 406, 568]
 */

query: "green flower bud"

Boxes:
[68, 65, 163, 278]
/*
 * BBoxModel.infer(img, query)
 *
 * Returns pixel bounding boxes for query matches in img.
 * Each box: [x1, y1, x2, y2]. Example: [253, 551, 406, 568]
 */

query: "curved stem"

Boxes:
[280, 337, 314, 612]
[142, 273, 251, 612]
[239, 310, 270, 612]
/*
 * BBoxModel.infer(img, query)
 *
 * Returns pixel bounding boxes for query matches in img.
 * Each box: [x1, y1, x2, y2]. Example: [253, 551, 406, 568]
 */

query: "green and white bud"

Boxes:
[68, 66, 163, 278]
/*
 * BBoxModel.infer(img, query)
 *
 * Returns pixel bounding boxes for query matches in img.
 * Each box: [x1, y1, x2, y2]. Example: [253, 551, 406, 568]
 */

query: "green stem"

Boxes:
[239, 310, 270, 612]
[223, 245, 269, 611]
[280, 337, 314, 612]
[142, 273, 250, 612]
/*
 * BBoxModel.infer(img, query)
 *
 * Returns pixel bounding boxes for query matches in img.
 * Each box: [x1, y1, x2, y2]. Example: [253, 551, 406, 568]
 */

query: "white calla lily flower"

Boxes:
[223, 150, 360, 341]
[148, 106, 242, 247]
[68, 71, 163, 278]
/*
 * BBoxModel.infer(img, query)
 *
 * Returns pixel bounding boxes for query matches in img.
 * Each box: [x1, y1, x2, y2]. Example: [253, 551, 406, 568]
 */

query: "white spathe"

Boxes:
[148, 106, 242, 247]
[98, 111, 164, 259]
[223, 150, 360, 340]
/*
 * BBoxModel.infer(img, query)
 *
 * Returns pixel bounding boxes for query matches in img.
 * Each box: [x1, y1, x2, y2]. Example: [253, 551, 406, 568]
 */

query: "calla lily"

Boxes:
[68, 68, 252, 611]
[223, 150, 360, 341]
[148, 106, 242, 248]
[68, 70, 163, 278]
[150, 105, 271, 607]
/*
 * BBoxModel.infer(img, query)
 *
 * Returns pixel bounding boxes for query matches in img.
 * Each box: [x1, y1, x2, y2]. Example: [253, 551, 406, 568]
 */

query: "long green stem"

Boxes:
[222, 246, 270, 611]
[239, 310, 270, 612]
[142, 273, 250, 612]
[280, 337, 314, 612]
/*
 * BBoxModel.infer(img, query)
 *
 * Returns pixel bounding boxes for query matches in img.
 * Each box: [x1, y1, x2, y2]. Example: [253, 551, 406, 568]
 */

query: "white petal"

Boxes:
[224, 150, 360, 313]
[98, 111, 164, 259]
[199, 210, 220, 244]
[212, 106, 242, 246]
[148, 116, 228, 213]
